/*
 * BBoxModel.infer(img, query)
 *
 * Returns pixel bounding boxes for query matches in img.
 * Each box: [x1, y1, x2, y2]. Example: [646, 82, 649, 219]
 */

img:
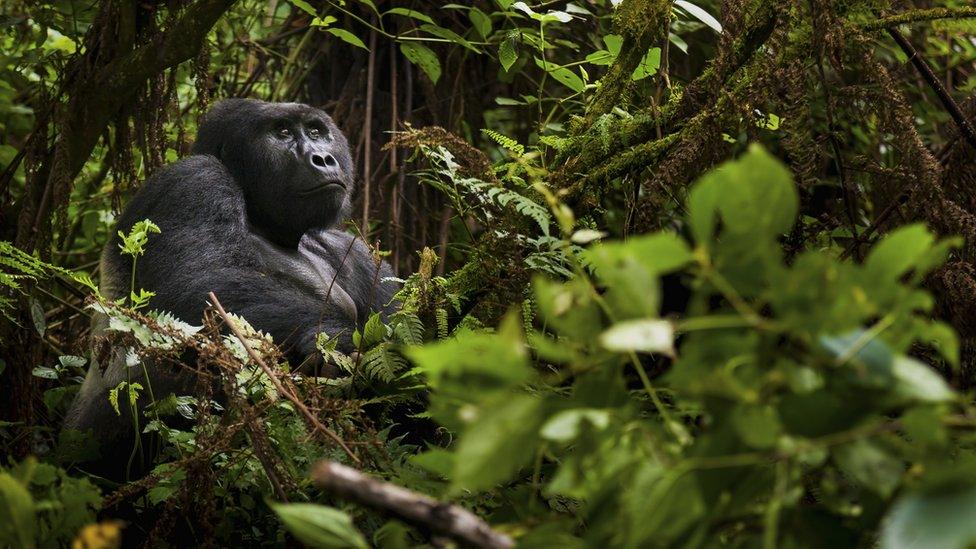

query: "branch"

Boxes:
[862, 7, 976, 30]
[207, 292, 361, 465]
[887, 28, 976, 151]
[584, 0, 670, 123]
[312, 460, 514, 549]
[101, 0, 237, 96]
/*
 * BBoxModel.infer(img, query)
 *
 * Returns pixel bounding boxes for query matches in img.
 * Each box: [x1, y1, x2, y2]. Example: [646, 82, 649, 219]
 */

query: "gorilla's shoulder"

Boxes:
[118, 154, 244, 229]
[147, 155, 236, 188]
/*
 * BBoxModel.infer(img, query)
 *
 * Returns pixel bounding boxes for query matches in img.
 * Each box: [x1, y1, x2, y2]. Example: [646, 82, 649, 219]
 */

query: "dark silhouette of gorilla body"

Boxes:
[63, 99, 396, 471]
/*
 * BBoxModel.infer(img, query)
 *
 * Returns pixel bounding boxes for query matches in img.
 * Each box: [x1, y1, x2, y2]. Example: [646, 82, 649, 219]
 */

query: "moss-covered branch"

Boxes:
[583, 0, 670, 124]
[862, 7, 976, 31]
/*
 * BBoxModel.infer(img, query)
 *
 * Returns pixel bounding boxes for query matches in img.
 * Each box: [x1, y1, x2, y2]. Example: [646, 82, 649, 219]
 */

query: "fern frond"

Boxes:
[481, 128, 525, 157]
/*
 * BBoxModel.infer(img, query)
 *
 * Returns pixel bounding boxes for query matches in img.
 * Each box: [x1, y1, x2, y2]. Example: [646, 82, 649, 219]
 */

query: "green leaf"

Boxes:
[603, 34, 623, 56]
[405, 312, 529, 397]
[585, 232, 692, 318]
[540, 408, 610, 442]
[599, 319, 674, 354]
[399, 42, 441, 84]
[290, 0, 318, 16]
[534, 58, 584, 92]
[0, 472, 36, 549]
[863, 224, 935, 283]
[882, 487, 976, 549]
[730, 405, 781, 449]
[833, 439, 903, 498]
[630, 47, 661, 80]
[419, 24, 479, 52]
[585, 49, 615, 66]
[311, 15, 338, 27]
[383, 7, 433, 24]
[451, 393, 543, 493]
[29, 297, 44, 337]
[499, 31, 519, 71]
[272, 503, 369, 549]
[362, 313, 388, 348]
[326, 28, 368, 50]
[820, 332, 954, 403]
[687, 144, 798, 243]
[468, 8, 492, 40]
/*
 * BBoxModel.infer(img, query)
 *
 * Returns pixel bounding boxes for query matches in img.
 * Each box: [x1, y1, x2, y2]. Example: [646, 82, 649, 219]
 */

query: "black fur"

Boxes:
[63, 99, 397, 473]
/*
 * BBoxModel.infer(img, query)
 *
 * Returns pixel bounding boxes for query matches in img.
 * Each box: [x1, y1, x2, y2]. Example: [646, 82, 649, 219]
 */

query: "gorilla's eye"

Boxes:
[307, 125, 328, 140]
[275, 127, 292, 139]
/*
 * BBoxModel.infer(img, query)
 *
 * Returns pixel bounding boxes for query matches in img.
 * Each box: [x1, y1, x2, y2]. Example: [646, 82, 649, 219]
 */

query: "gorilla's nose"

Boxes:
[310, 152, 338, 171]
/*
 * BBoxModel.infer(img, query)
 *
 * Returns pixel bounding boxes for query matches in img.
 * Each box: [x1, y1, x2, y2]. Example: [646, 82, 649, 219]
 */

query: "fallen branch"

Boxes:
[312, 460, 514, 549]
[207, 292, 361, 465]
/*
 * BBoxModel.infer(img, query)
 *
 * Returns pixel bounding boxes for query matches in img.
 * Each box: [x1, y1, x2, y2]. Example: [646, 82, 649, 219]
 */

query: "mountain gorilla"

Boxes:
[63, 99, 397, 470]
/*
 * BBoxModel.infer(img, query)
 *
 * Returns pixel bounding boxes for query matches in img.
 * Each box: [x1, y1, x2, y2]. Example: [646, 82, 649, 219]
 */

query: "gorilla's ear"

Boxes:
[192, 98, 262, 159]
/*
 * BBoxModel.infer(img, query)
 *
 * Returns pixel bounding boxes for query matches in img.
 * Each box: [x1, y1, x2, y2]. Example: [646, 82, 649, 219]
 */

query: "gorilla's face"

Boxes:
[192, 99, 354, 246]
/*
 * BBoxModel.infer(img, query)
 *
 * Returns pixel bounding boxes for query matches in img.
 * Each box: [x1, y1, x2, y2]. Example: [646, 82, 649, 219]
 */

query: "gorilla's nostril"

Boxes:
[311, 153, 338, 170]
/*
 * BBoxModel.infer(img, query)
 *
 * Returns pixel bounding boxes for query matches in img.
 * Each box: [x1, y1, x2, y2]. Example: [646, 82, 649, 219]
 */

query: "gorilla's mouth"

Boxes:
[299, 181, 346, 196]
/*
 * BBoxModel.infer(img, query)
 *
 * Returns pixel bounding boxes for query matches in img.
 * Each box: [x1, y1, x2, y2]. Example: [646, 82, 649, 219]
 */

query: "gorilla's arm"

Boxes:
[106, 155, 359, 355]
[300, 229, 399, 323]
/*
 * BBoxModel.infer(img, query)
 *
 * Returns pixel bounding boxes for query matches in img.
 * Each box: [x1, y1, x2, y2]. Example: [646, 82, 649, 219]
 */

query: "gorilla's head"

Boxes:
[192, 99, 354, 247]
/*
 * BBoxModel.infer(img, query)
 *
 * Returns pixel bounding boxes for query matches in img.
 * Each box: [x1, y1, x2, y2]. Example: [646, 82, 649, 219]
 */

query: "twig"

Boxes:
[207, 292, 361, 464]
[312, 460, 514, 549]
[887, 28, 976, 151]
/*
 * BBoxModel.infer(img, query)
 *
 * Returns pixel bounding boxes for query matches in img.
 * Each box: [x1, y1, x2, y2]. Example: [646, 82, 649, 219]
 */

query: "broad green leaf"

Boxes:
[383, 7, 433, 24]
[0, 472, 35, 549]
[687, 144, 798, 243]
[534, 57, 584, 92]
[499, 33, 519, 71]
[468, 8, 492, 40]
[730, 405, 781, 449]
[585, 232, 692, 318]
[451, 393, 543, 493]
[419, 24, 478, 52]
[834, 440, 903, 498]
[400, 42, 441, 84]
[405, 312, 529, 396]
[863, 224, 935, 283]
[585, 49, 615, 66]
[603, 34, 623, 56]
[361, 313, 388, 348]
[540, 408, 610, 442]
[290, 0, 318, 16]
[272, 503, 369, 549]
[820, 332, 954, 403]
[891, 356, 954, 403]
[630, 48, 661, 80]
[326, 28, 368, 50]
[882, 487, 976, 549]
[599, 319, 674, 354]
[674, 0, 722, 33]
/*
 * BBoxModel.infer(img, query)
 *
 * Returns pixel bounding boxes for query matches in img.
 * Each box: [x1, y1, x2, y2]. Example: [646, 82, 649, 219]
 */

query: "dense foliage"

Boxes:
[4, 0, 976, 546]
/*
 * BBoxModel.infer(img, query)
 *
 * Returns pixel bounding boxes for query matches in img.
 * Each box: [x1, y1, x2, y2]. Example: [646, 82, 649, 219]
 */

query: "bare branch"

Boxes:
[207, 292, 361, 465]
[312, 460, 514, 549]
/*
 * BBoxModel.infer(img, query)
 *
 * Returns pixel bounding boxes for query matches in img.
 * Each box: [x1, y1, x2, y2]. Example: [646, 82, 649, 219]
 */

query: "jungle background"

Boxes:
[4, 0, 976, 547]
